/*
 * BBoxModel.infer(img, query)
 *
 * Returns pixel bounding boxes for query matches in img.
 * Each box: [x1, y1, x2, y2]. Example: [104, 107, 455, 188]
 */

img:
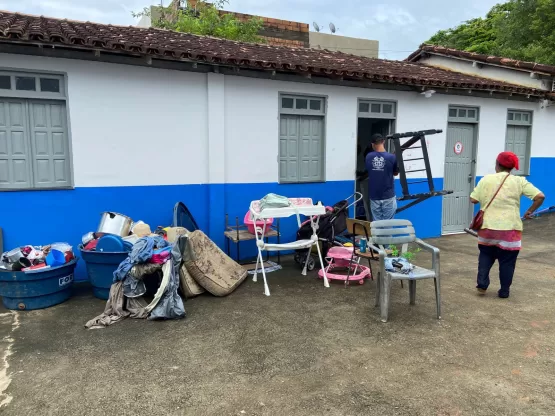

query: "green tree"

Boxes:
[426, 0, 555, 65]
[427, 17, 497, 54]
[134, 0, 265, 43]
[495, 0, 555, 64]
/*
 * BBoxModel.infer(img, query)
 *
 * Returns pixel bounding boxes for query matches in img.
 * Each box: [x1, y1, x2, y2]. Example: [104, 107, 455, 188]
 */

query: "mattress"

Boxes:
[185, 230, 247, 296]
[179, 262, 205, 298]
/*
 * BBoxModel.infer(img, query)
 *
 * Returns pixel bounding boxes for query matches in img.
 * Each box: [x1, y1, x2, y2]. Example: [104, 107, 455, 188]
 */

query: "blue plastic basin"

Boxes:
[79, 247, 128, 300]
[0, 259, 78, 311]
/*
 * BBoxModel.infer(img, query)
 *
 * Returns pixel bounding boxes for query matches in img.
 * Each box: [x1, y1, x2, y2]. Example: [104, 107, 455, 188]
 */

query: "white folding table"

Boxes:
[249, 198, 329, 296]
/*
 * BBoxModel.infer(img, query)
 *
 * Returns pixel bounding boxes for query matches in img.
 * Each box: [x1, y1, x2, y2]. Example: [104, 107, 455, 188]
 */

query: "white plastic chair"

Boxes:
[249, 198, 329, 296]
[369, 219, 441, 323]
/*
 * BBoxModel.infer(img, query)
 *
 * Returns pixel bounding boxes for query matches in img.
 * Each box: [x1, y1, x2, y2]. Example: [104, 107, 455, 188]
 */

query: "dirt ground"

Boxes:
[1, 214, 555, 416]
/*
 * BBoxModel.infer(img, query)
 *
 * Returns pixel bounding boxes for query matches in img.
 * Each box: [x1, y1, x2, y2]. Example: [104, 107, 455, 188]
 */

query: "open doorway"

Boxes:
[355, 100, 397, 220]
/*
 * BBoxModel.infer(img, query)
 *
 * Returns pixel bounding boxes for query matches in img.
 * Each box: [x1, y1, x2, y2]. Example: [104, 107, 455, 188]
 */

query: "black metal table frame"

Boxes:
[224, 215, 281, 265]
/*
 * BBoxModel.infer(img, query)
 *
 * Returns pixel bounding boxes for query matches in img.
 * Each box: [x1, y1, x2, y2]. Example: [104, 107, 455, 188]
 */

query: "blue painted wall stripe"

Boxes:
[1, 157, 553, 282]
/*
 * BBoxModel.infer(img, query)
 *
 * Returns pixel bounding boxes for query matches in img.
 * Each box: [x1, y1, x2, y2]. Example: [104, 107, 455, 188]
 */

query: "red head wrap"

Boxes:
[497, 152, 519, 170]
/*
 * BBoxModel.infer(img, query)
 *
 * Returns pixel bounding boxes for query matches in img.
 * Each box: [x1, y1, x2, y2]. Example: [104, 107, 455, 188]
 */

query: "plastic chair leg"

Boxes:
[434, 277, 441, 319]
[380, 273, 391, 323]
[409, 280, 416, 305]
[375, 272, 381, 307]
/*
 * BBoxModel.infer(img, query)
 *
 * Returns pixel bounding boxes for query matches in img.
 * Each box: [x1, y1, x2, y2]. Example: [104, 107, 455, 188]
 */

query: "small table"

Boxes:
[224, 215, 281, 265]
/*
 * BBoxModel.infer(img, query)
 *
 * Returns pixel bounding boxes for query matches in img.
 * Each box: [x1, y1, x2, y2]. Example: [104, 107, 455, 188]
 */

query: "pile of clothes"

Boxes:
[85, 230, 190, 329]
[1, 242, 75, 272]
[85, 200, 249, 329]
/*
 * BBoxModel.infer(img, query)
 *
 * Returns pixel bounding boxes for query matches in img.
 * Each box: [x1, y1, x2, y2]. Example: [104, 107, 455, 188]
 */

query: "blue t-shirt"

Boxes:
[365, 151, 398, 201]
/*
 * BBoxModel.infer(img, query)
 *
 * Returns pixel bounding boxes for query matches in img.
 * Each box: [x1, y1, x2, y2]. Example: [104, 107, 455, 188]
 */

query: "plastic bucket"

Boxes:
[79, 246, 128, 300]
[46, 249, 66, 267]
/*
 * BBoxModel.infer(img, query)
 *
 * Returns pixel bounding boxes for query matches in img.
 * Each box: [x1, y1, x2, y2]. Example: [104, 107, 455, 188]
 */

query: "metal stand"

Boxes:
[387, 129, 453, 214]
[224, 215, 281, 265]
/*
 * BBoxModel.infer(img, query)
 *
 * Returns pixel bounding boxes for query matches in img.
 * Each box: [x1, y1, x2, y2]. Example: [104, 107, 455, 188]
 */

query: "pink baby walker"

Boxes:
[318, 246, 371, 286]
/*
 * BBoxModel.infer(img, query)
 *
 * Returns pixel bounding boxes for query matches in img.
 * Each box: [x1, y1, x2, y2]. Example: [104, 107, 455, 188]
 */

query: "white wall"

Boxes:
[223, 75, 555, 183]
[395, 92, 555, 177]
[1, 53, 209, 187]
[422, 55, 551, 90]
[2, 52, 553, 188]
[223, 76, 358, 183]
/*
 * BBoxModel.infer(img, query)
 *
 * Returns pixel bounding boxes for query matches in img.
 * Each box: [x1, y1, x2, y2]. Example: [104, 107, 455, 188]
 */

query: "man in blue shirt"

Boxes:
[365, 134, 399, 221]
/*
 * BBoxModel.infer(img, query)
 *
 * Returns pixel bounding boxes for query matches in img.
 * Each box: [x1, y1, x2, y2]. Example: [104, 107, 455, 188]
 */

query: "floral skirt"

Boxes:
[477, 229, 522, 251]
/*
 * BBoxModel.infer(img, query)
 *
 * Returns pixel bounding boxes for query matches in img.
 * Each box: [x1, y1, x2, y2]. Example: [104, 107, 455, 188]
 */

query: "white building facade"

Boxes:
[1, 14, 554, 280]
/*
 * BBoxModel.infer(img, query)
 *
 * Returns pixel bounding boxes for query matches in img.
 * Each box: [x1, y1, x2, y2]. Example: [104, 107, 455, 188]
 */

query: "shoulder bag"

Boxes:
[469, 173, 510, 231]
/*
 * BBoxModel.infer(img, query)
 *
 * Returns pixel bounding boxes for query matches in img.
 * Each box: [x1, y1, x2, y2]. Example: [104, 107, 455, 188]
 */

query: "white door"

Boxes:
[442, 122, 477, 234]
[505, 124, 529, 176]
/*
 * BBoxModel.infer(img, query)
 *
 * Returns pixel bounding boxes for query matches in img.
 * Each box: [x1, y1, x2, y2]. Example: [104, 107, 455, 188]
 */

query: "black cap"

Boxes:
[371, 133, 384, 144]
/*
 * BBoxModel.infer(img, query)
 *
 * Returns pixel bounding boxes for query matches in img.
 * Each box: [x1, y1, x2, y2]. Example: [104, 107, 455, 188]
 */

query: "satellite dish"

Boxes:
[329, 22, 336, 33]
[313, 22, 320, 32]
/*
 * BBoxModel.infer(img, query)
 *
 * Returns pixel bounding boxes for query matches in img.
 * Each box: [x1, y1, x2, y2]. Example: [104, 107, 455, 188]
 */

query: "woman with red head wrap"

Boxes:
[496, 151, 520, 171]
[469, 152, 545, 298]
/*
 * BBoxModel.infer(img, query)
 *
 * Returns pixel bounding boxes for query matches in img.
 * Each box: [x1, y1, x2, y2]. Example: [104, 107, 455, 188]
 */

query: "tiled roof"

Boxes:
[407, 44, 555, 76]
[0, 11, 551, 97]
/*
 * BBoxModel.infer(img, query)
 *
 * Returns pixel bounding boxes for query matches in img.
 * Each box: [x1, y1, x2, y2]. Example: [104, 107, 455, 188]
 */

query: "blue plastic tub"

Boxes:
[0, 259, 78, 310]
[79, 247, 128, 300]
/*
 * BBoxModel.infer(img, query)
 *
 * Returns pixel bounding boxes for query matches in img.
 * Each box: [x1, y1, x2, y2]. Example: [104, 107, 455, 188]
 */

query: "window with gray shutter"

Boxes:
[279, 94, 325, 183]
[505, 110, 532, 176]
[0, 70, 71, 190]
[448, 106, 480, 123]
[358, 100, 396, 118]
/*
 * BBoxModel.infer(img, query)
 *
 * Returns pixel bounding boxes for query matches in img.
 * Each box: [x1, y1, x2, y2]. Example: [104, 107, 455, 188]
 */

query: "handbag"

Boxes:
[469, 173, 510, 231]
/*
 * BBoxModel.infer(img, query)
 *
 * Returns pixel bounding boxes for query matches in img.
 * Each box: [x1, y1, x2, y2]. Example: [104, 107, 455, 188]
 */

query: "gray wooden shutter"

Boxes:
[29, 101, 70, 188]
[299, 116, 323, 182]
[0, 99, 32, 189]
[279, 115, 299, 182]
[505, 125, 529, 175]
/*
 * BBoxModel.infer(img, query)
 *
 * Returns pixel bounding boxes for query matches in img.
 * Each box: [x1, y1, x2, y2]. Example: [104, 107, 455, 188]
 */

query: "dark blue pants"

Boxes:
[477, 245, 519, 297]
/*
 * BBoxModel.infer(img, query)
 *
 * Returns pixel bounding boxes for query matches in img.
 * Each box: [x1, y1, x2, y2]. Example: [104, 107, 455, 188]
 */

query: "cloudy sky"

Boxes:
[0, 0, 500, 59]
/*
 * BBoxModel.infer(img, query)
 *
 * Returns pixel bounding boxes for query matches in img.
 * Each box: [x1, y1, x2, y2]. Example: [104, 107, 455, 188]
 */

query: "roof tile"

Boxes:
[408, 44, 555, 76]
[0, 11, 551, 97]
